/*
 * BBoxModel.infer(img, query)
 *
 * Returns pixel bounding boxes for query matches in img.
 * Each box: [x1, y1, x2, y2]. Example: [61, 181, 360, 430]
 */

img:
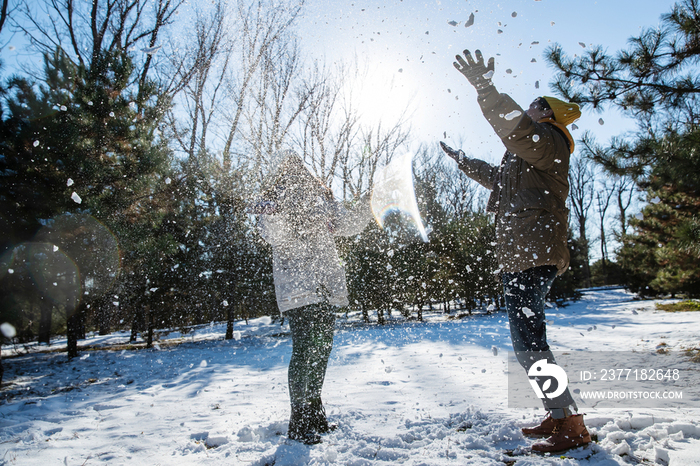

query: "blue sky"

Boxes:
[296, 0, 677, 162]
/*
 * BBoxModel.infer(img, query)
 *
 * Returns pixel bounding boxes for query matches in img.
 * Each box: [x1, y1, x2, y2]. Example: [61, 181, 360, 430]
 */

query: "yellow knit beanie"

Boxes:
[542, 96, 581, 126]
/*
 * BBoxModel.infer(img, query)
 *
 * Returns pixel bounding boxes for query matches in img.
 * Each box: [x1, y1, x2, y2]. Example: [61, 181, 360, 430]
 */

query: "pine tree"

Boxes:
[546, 0, 700, 297]
[0, 48, 174, 356]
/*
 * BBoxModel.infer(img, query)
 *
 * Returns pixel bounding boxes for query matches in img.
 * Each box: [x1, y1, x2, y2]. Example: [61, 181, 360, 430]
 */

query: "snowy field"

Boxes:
[2, 288, 700, 465]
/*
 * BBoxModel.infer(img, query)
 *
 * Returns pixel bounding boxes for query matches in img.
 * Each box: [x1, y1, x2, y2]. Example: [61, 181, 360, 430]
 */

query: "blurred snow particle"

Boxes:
[87, 101, 94, 106]
[505, 69, 513, 74]
[465, 13, 475, 27]
[531, 41, 540, 45]
[551, 21, 555, 26]
[511, 12, 517, 17]
[109, 111, 115, 117]
[200, 360, 208, 368]
[598, 118, 605, 125]
[504, 110, 522, 121]
[1, 322, 17, 338]
[142, 45, 162, 55]
[531, 58, 537, 63]
[33, 140, 40, 147]
[53, 245, 59, 252]
[521, 307, 535, 318]
[533, 134, 540, 143]
[497, 29, 503, 34]
[384, 366, 393, 373]
[651, 196, 661, 204]
[80, 353, 90, 360]
[71, 192, 82, 204]
[448, 20, 459, 26]
[635, 212, 644, 220]
[165, 177, 172, 184]
[129, 101, 137, 110]
[67, 178, 74, 186]
[398, 68, 403, 73]
[483, 70, 495, 79]
[481, 368, 486, 373]
[7, 269, 13, 274]
[632, 309, 639, 315]
[535, 80, 540, 89]
[60, 105, 67, 111]
[8, 45, 15, 51]
[222, 300, 229, 307]
[579, 42, 587, 48]
[572, 123, 579, 130]
[492, 346, 498, 356]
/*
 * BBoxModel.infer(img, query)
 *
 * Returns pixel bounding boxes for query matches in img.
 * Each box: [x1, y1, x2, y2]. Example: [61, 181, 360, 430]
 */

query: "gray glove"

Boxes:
[453, 49, 495, 91]
[439, 141, 466, 164]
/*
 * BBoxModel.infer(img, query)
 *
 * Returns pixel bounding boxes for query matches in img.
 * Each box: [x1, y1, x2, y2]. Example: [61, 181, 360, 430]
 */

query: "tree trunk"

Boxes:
[146, 307, 154, 349]
[66, 303, 85, 359]
[225, 305, 235, 340]
[38, 298, 52, 345]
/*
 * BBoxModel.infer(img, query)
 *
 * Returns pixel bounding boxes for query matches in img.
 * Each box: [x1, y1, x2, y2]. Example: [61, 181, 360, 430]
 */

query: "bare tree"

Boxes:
[220, 0, 305, 174]
[0, 0, 11, 36]
[614, 175, 636, 238]
[595, 178, 616, 283]
[14, 0, 184, 85]
[568, 155, 595, 287]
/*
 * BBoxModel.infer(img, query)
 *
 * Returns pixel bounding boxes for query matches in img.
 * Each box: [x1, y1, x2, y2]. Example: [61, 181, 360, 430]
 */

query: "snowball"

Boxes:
[504, 110, 522, 120]
[532, 135, 540, 143]
[1, 322, 17, 338]
[465, 13, 475, 27]
[71, 192, 82, 204]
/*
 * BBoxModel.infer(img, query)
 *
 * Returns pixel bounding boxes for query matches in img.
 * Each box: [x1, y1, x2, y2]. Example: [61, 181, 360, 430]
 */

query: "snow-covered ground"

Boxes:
[2, 288, 700, 465]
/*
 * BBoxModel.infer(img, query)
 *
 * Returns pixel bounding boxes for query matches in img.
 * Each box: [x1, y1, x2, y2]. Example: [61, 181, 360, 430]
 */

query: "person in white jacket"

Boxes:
[255, 151, 372, 444]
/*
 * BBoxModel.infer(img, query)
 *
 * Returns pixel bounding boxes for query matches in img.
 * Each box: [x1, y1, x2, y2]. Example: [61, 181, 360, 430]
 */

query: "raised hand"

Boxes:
[453, 49, 495, 91]
[439, 141, 466, 164]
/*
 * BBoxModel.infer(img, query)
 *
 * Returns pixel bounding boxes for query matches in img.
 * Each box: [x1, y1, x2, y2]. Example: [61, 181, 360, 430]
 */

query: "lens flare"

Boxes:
[370, 152, 429, 242]
[35, 213, 121, 297]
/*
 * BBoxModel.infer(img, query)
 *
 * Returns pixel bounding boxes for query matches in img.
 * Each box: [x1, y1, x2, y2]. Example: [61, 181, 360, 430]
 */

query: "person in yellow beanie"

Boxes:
[439, 49, 590, 454]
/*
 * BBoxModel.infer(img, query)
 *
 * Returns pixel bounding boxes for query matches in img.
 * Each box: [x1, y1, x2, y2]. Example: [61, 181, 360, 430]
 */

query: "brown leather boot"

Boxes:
[522, 413, 565, 438]
[531, 414, 591, 453]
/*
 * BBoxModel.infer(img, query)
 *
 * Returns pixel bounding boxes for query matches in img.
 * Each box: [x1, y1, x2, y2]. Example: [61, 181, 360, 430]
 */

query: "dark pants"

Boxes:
[502, 266, 576, 418]
[286, 302, 335, 408]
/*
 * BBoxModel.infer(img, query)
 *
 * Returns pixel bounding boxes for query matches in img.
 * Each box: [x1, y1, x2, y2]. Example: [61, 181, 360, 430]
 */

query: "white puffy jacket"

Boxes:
[259, 190, 372, 313]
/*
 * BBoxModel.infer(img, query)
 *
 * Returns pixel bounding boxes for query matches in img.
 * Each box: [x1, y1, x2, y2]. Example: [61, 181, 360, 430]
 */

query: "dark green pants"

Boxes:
[286, 302, 336, 407]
